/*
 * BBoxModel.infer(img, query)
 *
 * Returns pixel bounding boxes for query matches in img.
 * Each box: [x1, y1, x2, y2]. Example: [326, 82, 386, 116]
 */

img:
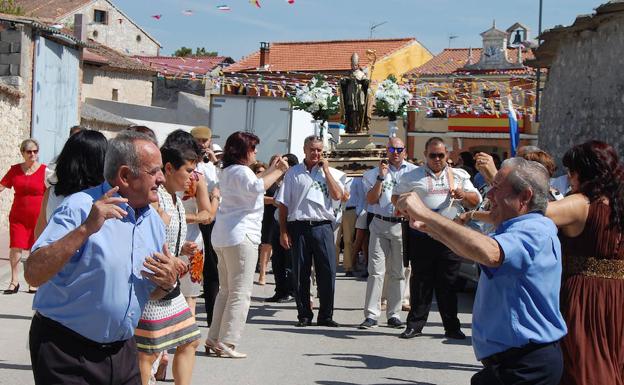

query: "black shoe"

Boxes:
[399, 327, 422, 339]
[387, 317, 403, 329]
[444, 330, 466, 340]
[344, 271, 354, 277]
[317, 319, 340, 327]
[277, 295, 295, 303]
[295, 318, 312, 327]
[358, 318, 378, 329]
[3, 282, 19, 295]
[264, 294, 283, 303]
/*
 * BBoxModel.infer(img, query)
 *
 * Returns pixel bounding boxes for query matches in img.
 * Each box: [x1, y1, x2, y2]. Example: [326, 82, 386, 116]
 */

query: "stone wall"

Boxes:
[60, 0, 160, 56]
[82, 67, 153, 106]
[152, 77, 207, 109]
[538, 14, 624, 163]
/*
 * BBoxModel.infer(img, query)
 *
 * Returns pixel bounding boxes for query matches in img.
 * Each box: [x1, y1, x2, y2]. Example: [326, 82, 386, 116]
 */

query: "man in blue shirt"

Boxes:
[25, 131, 180, 385]
[395, 157, 567, 385]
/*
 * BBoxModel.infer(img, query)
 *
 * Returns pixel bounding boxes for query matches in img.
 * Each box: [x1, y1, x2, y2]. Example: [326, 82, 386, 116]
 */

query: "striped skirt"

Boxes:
[135, 293, 201, 353]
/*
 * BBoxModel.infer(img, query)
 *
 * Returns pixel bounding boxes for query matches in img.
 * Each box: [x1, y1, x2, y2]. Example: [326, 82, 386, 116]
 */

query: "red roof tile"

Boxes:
[134, 56, 234, 76]
[406, 48, 535, 77]
[15, 0, 92, 20]
[225, 38, 421, 73]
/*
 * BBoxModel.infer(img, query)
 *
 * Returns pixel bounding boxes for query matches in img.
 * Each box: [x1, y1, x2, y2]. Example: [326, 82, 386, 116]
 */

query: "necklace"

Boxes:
[22, 162, 38, 175]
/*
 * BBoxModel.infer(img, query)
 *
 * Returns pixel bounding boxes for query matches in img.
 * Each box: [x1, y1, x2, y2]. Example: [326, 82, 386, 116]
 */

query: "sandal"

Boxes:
[3, 282, 19, 294]
[154, 353, 168, 381]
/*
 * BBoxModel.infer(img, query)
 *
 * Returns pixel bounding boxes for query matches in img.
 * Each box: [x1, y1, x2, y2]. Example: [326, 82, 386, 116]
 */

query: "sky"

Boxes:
[113, 0, 599, 59]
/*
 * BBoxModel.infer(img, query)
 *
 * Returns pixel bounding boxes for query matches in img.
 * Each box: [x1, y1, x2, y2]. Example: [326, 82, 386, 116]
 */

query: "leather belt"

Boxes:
[481, 341, 558, 367]
[33, 312, 127, 350]
[292, 220, 333, 227]
[373, 214, 404, 223]
[345, 206, 356, 210]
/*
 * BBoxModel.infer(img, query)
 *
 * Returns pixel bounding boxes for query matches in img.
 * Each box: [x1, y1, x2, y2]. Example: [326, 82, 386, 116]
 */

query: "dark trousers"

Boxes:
[288, 221, 337, 322]
[270, 219, 294, 297]
[29, 313, 140, 385]
[200, 222, 219, 327]
[471, 342, 563, 385]
[406, 229, 462, 332]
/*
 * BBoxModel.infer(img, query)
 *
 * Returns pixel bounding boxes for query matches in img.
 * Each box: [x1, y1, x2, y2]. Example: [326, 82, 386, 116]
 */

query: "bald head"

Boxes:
[387, 137, 406, 167]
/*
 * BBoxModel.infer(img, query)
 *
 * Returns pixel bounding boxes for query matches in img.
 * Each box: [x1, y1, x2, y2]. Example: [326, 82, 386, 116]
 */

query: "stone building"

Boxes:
[82, 40, 156, 106]
[530, 0, 624, 161]
[16, 0, 161, 56]
[404, 22, 538, 162]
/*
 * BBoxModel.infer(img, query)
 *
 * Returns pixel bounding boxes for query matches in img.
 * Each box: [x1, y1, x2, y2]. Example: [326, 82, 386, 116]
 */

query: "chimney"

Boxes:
[259, 42, 270, 68]
[74, 13, 86, 42]
[517, 47, 523, 65]
[467, 47, 473, 65]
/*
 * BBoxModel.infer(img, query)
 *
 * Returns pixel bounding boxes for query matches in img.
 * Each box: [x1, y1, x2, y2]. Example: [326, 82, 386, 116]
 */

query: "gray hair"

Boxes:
[20, 138, 39, 152]
[500, 157, 550, 213]
[303, 135, 323, 148]
[517, 145, 541, 156]
[104, 130, 157, 182]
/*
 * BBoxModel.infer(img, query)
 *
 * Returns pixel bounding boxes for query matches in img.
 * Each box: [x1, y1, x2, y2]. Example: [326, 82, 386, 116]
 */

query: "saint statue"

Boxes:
[340, 53, 370, 134]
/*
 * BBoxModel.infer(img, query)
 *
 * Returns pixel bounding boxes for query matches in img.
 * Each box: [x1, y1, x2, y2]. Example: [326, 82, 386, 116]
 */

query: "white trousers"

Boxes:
[364, 217, 405, 320]
[208, 236, 259, 346]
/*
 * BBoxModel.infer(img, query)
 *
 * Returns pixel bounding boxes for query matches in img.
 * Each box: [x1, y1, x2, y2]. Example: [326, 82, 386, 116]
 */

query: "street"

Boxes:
[0, 262, 480, 385]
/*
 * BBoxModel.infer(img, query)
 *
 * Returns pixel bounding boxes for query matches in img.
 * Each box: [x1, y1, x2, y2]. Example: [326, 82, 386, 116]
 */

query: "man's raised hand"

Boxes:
[83, 186, 128, 236]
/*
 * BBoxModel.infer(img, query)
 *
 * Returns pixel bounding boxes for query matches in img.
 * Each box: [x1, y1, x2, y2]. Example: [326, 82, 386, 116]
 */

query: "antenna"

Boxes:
[369, 21, 387, 39]
[448, 34, 459, 48]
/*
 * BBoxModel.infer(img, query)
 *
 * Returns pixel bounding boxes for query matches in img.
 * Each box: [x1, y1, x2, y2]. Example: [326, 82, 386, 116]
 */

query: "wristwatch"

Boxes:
[376, 175, 385, 182]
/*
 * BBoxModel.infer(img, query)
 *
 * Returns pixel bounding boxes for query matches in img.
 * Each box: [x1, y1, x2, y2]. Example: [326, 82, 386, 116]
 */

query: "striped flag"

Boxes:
[216, 5, 231, 11]
[182, 10, 193, 16]
[508, 99, 519, 156]
[250, 0, 261, 7]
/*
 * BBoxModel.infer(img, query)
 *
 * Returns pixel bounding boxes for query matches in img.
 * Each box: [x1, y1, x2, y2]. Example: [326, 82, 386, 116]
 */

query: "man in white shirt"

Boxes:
[393, 137, 481, 340]
[359, 138, 416, 329]
[276, 136, 346, 327]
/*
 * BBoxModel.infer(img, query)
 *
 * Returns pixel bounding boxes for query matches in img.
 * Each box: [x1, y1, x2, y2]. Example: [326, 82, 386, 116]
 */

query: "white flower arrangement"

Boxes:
[290, 76, 340, 123]
[374, 75, 412, 120]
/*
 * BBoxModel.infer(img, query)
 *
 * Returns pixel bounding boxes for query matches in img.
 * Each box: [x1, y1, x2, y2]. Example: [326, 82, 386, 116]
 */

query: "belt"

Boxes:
[373, 214, 404, 223]
[33, 312, 127, 350]
[481, 341, 558, 367]
[345, 206, 356, 210]
[292, 220, 333, 227]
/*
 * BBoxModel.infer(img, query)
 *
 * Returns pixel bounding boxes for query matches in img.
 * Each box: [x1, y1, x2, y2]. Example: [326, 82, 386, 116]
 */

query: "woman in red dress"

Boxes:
[0, 139, 46, 294]
[546, 140, 624, 385]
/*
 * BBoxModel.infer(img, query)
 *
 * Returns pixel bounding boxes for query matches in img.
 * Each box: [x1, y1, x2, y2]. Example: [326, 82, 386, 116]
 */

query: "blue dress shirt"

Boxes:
[32, 182, 165, 343]
[472, 213, 567, 360]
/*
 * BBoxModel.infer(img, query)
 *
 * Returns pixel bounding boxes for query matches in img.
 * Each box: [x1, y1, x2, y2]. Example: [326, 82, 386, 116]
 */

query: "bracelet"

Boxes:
[159, 281, 177, 293]
[377, 175, 385, 182]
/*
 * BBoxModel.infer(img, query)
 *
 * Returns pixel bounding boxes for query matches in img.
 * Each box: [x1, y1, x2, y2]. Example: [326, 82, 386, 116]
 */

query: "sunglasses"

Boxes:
[24, 149, 39, 154]
[428, 153, 445, 160]
[388, 147, 405, 154]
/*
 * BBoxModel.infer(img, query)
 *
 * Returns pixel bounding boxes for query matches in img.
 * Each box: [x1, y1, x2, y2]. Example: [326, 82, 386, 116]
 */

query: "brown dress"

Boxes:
[559, 200, 624, 385]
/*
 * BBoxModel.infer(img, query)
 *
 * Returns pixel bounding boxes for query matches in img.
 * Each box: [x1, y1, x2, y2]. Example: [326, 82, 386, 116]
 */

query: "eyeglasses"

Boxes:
[428, 153, 445, 160]
[24, 149, 39, 154]
[388, 147, 405, 154]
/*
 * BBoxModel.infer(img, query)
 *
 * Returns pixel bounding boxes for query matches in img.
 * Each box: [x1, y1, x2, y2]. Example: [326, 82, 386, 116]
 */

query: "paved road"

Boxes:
[0, 263, 480, 385]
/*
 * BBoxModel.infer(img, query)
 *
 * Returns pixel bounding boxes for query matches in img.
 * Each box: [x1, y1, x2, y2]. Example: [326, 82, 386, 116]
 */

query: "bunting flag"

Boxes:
[217, 5, 231, 11]
[288, 0, 295, 3]
[182, 10, 193, 16]
[250, 0, 261, 8]
[151, 14, 162, 20]
[508, 98, 520, 156]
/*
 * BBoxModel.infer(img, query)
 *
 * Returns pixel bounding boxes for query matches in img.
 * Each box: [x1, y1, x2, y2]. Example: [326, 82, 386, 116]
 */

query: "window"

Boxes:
[112, 89, 119, 101]
[94, 9, 108, 24]
[136, 34, 142, 43]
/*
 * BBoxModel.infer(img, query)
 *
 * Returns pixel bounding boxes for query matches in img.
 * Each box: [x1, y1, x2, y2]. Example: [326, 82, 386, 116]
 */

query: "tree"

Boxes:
[0, 0, 24, 15]
[173, 46, 218, 57]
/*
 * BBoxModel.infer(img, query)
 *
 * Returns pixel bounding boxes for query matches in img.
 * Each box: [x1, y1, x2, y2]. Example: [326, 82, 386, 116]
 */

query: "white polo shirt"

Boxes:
[363, 161, 417, 217]
[196, 160, 219, 191]
[393, 165, 481, 211]
[276, 163, 346, 222]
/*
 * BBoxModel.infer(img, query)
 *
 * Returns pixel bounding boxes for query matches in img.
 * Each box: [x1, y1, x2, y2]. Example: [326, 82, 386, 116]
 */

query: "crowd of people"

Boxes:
[0, 123, 622, 385]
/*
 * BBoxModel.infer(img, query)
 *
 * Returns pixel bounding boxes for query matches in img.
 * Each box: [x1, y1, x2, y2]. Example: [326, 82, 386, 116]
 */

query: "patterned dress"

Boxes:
[134, 186, 201, 354]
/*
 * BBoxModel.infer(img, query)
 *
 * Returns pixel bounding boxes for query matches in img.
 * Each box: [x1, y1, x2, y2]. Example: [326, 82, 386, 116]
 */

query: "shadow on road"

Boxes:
[262, 327, 408, 340]
[306, 353, 481, 372]
[317, 379, 435, 385]
[0, 361, 32, 371]
[0, 313, 32, 320]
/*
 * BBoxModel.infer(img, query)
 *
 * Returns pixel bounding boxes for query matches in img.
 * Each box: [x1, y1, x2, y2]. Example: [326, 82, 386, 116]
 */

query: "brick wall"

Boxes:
[82, 67, 153, 106]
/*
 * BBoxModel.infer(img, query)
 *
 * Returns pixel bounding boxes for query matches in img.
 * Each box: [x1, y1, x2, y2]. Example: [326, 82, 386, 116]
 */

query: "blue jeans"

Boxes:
[288, 221, 337, 322]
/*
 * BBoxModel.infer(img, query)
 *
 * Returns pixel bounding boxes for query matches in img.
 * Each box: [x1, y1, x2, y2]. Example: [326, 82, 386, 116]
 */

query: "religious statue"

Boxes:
[340, 53, 371, 134]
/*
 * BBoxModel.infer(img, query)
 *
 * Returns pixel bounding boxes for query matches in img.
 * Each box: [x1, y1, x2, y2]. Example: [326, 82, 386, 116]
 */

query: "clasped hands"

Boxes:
[395, 192, 431, 232]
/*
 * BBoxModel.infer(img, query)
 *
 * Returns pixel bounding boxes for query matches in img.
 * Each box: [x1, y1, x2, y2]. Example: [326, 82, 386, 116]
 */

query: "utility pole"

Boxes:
[369, 21, 387, 39]
[535, 0, 543, 122]
[448, 34, 458, 48]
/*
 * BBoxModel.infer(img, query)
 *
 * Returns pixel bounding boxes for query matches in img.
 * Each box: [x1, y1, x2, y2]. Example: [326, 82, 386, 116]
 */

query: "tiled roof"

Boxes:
[81, 102, 132, 127]
[406, 48, 535, 77]
[134, 56, 235, 76]
[15, 0, 92, 20]
[84, 40, 156, 74]
[225, 38, 420, 73]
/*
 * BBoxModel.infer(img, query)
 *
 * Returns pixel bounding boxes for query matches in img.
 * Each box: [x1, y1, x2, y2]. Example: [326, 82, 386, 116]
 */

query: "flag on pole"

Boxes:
[151, 14, 162, 20]
[508, 98, 519, 156]
[250, 0, 261, 8]
[216, 5, 231, 11]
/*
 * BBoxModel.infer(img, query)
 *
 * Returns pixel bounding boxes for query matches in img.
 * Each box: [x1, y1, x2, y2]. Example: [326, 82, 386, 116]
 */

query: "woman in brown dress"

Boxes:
[546, 140, 624, 385]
